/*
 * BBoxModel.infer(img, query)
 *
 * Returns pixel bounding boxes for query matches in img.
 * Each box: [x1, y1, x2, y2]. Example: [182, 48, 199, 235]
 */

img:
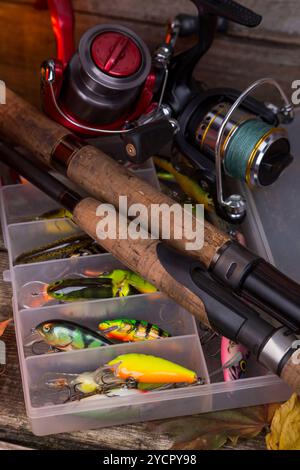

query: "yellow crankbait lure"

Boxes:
[98, 319, 170, 342]
[42, 354, 201, 403]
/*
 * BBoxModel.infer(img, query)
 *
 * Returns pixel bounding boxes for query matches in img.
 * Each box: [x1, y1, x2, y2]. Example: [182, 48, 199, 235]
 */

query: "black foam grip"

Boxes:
[191, 0, 262, 27]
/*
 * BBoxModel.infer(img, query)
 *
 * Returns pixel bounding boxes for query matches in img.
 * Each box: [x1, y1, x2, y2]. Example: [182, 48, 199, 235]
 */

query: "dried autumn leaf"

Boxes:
[147, 404, 278, 450]
[266, 394, 300, 450]
[0, 318, 12, 337]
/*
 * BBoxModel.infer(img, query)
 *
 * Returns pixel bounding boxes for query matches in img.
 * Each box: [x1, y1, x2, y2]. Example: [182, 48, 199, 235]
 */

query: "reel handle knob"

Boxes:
[224, 194, 246, 221]
[191, 0, 262, 27]
[176, 14, 229, 36]
[176, 14, 200, 37]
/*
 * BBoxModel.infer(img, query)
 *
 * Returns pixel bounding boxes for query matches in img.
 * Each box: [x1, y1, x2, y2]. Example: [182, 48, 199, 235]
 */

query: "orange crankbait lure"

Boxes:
[42, 353, 202, 403]
[108, 354, 198, 384]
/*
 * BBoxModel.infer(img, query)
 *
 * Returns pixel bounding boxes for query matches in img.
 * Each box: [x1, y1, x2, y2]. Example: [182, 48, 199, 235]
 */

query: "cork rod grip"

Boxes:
[0, 88, 229, 268]
[0, 88, 68, 165]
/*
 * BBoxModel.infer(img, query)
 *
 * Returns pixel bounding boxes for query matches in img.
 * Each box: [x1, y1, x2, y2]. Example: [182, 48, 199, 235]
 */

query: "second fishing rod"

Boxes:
[1, 88, 300, 333]
[0, 142, 299, 395]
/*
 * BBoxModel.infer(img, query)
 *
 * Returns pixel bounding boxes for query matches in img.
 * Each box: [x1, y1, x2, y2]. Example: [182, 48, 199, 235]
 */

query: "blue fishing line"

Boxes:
[224, 119, 273, 181]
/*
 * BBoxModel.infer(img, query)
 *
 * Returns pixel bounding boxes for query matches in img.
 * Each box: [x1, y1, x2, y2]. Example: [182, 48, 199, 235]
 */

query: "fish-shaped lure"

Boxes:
[98, 319, 171, 342]
[99, 270, 157, 297]
[221, 337, 250, 382]
[15, 234, 104, 265]
[34, 320, 111, 351]
[46, 278, 114, 302]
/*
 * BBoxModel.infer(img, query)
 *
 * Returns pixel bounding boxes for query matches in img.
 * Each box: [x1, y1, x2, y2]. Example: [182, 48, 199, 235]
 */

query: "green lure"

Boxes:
[35, 320, 111, 351]
[99, 269, 157, 297]
[47, 278, 114, 302]
[157, 171, 176, 182]
[46, 270, 157, 303]
[43, 353, 201, 402]
[15, 234, 104, 265]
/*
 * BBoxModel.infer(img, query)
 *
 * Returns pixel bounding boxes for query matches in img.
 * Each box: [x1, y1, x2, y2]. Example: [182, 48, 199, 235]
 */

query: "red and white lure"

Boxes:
[221, 337, 250, 382]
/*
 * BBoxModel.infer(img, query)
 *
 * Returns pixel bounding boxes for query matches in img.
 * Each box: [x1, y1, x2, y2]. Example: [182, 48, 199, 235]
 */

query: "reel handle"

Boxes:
[176, 15, 200, 37]
[191, 0, 262, 27]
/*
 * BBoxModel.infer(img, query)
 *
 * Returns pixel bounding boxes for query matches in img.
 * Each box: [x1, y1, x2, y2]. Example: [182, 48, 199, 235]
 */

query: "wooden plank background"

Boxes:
[0, 0, 298, 107]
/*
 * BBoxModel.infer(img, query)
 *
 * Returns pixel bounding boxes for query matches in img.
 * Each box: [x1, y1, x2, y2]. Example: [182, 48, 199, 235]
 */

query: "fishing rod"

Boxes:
[0, 141, 299, 394]
[1, 88, 300, 336]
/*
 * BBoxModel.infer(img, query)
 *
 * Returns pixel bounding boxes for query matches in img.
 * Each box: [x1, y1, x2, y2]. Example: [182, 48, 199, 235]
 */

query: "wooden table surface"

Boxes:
[0, 233, 267, 451]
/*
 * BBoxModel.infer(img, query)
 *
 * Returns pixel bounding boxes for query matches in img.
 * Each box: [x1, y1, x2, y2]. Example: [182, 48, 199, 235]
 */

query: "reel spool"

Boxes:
[175, 78, 294, 221]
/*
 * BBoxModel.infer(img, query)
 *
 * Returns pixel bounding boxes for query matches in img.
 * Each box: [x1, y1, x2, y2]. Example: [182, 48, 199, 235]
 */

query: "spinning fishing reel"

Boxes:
[163, 0, 294, 222]
[40, 0, 295, 222]
[40, 0, 177, 164]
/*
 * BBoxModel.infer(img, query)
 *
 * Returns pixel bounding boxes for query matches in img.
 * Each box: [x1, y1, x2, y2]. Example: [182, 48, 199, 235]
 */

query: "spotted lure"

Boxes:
[98, 319, 171, 342]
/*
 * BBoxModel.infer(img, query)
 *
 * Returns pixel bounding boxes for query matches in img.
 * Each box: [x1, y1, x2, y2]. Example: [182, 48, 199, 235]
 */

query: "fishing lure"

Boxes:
[15, 234, 104, 265]
[98, 319, 171, 342]
[43, 354, 201, 402]
[22, 268, 154, 308]
[35, 208, 73, 220]
[154, 157, 214, 212]
[46, 278, 114, 302]
[108, 354, 198, 385]
[221, 337, 250, 382]
[99, 269, 157, 297]
[43, 368, 125, 402]
[27, 320, 112, 354]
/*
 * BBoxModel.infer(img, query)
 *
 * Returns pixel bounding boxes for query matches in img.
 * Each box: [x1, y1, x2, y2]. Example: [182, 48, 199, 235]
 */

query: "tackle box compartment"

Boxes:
[0, 169, 292, 436]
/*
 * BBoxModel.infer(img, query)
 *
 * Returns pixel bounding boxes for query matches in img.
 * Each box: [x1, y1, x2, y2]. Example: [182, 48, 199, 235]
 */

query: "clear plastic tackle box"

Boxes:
[0, 159, 292, 436]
